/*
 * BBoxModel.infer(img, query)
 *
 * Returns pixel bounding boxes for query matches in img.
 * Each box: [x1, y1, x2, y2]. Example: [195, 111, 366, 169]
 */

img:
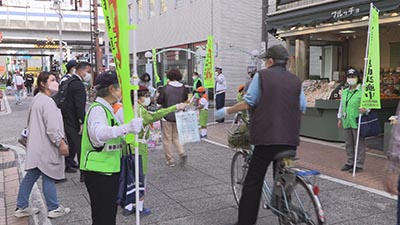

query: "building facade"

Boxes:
[133, 0, 263, 100]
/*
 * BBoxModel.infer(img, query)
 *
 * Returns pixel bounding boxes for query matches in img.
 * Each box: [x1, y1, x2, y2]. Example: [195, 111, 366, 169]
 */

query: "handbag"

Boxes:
[18, 108, 31, 147]
[227, 115, 251, 150]
[117, 145, 145, 208]
[357, 111, 381, 138]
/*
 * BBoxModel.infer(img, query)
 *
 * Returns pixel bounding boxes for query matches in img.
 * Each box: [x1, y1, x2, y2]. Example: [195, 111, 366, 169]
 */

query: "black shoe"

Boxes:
[349, 167, 363, 173]
[71, 163, 79, 169]
[65, 167, 77, 173]
[55, 178, 67, 184]
[80, 174, 84, 182]
[341, 164, 353, 171]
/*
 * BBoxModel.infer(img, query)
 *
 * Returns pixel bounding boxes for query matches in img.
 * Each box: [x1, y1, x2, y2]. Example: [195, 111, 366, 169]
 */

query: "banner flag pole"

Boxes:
[100, 0, 140, 224]
[353, 3, 381, 177]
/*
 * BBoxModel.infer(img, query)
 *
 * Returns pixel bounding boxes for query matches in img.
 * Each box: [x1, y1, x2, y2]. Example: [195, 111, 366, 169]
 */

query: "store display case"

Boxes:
[300, 78, 398, 142]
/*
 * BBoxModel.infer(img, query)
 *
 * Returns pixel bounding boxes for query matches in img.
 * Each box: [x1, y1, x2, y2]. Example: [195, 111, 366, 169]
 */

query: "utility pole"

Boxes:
[261, 0, 268, 52]
[90, 0, 101, 79]
[54, 0, 63, 71]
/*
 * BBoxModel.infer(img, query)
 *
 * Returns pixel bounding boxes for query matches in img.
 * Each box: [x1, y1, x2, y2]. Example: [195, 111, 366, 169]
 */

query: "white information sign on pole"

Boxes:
[176, 110, 201, 144]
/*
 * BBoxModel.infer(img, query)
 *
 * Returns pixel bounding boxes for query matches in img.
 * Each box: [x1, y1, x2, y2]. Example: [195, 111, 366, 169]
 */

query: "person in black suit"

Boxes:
[61, 62, 92, 179]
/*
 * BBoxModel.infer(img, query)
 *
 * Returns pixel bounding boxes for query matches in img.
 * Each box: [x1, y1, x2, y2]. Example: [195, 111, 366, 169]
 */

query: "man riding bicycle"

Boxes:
[216, 45, 307, 225]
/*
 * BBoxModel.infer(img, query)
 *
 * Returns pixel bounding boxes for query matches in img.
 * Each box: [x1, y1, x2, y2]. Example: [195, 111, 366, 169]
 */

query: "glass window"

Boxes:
[175, 0, 184, 8]
[160, 0, 167, 14]
[149, 0, 155, 18]
[138, 0, 143, 21]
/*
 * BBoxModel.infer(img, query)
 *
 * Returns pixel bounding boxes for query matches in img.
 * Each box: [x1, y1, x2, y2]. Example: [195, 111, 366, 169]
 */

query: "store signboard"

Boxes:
[203, 35, 215, 89]
[360, 4, 380, 109]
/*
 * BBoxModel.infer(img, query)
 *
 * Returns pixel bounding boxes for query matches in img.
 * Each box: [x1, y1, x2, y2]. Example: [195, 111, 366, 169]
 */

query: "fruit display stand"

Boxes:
[301, 79, 398, 142]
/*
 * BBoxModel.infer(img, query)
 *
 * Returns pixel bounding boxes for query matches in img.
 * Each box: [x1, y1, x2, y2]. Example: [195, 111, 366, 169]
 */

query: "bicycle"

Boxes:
[231, 148, 326, 225]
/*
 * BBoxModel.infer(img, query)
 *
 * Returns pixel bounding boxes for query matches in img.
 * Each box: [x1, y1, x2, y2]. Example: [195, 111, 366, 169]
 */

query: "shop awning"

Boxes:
[266, 0, 400, 32]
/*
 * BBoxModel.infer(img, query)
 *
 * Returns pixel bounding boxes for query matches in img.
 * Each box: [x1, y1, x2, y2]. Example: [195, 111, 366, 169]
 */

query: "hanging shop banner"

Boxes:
[360, 4, 381, 109]
[101, 0, 138, 143]
[203, 35, 215, 89]
[152, 48, 160, 83]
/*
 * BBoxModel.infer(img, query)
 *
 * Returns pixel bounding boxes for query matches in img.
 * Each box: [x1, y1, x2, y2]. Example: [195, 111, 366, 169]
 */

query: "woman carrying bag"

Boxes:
[80, 71, 143, 225]
[15, 71, 70, 218]
[337, 67, 369, 173]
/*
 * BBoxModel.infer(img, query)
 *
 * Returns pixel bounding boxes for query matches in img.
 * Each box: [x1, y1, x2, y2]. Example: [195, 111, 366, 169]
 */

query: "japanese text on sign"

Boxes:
[331, 7, 360, 19]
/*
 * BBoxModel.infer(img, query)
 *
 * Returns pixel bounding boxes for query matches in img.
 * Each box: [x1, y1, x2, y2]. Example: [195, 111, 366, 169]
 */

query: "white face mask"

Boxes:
[84, 72, 91, 83]
[111, 91, 121, 103]
[48, 81, 59, 93]
[141, 97, 151, 107]
[347, 78, 358, 86]
[192, 76, 198, 80]
[71, 68, 76, 74]
[215, 72, 219, 76]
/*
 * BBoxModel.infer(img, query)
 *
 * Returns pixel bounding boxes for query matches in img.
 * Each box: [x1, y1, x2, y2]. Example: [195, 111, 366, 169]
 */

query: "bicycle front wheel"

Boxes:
[277, 177, 325, 225]
[230, 150, 249, 206]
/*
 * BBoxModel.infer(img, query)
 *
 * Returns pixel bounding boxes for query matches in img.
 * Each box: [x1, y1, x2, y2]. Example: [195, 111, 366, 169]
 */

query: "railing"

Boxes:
[0, 5, 105, 31]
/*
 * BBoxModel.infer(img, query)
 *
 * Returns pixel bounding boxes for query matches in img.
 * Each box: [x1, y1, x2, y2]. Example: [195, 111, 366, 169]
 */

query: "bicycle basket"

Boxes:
[227, 122, 251, 150]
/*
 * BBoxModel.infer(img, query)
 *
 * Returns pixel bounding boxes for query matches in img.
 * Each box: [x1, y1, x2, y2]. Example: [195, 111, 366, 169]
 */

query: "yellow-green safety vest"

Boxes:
[80, 102, 124, 174]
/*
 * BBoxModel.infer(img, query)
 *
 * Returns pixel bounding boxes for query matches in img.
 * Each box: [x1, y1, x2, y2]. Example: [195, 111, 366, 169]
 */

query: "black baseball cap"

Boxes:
[66, 60, 78, 72]
[95, 71, 119, 89]
[345, 67, 361, 77]
[258, 45, 289, 60]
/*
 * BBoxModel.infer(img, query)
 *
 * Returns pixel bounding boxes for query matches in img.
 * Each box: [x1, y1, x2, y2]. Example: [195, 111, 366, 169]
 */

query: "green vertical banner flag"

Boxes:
[203, 35, 215, 89]
[101, 0, 137, 143]
[152, 48, 160, 83]
[360, 4, 380, 109]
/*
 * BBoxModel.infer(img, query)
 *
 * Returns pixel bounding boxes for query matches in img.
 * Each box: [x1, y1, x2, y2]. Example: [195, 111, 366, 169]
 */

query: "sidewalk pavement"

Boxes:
[207, 122, 388, 192]
[0, 94, 397, 224]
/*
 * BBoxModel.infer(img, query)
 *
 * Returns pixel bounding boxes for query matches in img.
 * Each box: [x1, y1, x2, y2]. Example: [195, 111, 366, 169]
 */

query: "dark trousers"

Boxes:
[215, 92, 225, 122]
[238, 145, 296, 225]
[84, 171, 120, 225]
[64, 125, 82, 168]
[26, 86, 32, 94]
[398, 176, 400, 225]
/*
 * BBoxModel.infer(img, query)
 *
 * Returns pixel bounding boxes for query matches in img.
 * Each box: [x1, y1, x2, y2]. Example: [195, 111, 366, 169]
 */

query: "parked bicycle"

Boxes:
[229, 117, 326, 224]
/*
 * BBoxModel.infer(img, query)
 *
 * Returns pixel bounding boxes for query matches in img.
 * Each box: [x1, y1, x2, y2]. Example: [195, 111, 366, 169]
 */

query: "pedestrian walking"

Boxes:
[61, 62, 92, 179]
[116, 85, 187, 216]
[214, 66, 226, 123]
[80, 71, 143, 225]
[25, 73, 34, 96]
[215, 45, 306, 225]
[15, 71, 71, 219]
[12, 71, 24, 105]
[383, 102, 400, 224]
[156, 69, 189, 167]
[60, 59, 78, 84]
[6, 76, 12, 95]
[337, 67, 369, 173]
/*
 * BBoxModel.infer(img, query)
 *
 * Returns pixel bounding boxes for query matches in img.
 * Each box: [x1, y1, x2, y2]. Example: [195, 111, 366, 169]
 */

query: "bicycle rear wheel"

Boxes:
[277, 177, 325, 225]
[230, 150, 249, 206]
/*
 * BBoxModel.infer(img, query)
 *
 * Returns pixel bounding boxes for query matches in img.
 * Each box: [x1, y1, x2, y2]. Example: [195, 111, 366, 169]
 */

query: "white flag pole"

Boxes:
[353, 3, 374, 177]
[130, 0, 140, 223]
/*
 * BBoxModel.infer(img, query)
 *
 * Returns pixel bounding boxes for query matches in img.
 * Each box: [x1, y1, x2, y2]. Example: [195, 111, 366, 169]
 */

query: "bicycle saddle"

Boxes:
[273, 150, 296, 160]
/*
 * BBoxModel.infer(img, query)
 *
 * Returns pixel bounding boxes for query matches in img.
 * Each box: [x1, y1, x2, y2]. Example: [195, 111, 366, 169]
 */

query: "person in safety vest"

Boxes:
[337, 67, 369, 173]
[80, 71, 143, 225]
[115, 85, 187, 216]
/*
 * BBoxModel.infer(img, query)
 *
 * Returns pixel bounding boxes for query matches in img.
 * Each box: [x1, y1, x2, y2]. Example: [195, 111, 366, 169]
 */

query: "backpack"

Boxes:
[52, 76, 80, 109]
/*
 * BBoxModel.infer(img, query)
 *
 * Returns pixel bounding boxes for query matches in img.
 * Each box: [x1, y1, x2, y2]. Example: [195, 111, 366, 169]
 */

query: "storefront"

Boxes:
[266, 0, 400, 145]
[137, 41, 207, 88]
